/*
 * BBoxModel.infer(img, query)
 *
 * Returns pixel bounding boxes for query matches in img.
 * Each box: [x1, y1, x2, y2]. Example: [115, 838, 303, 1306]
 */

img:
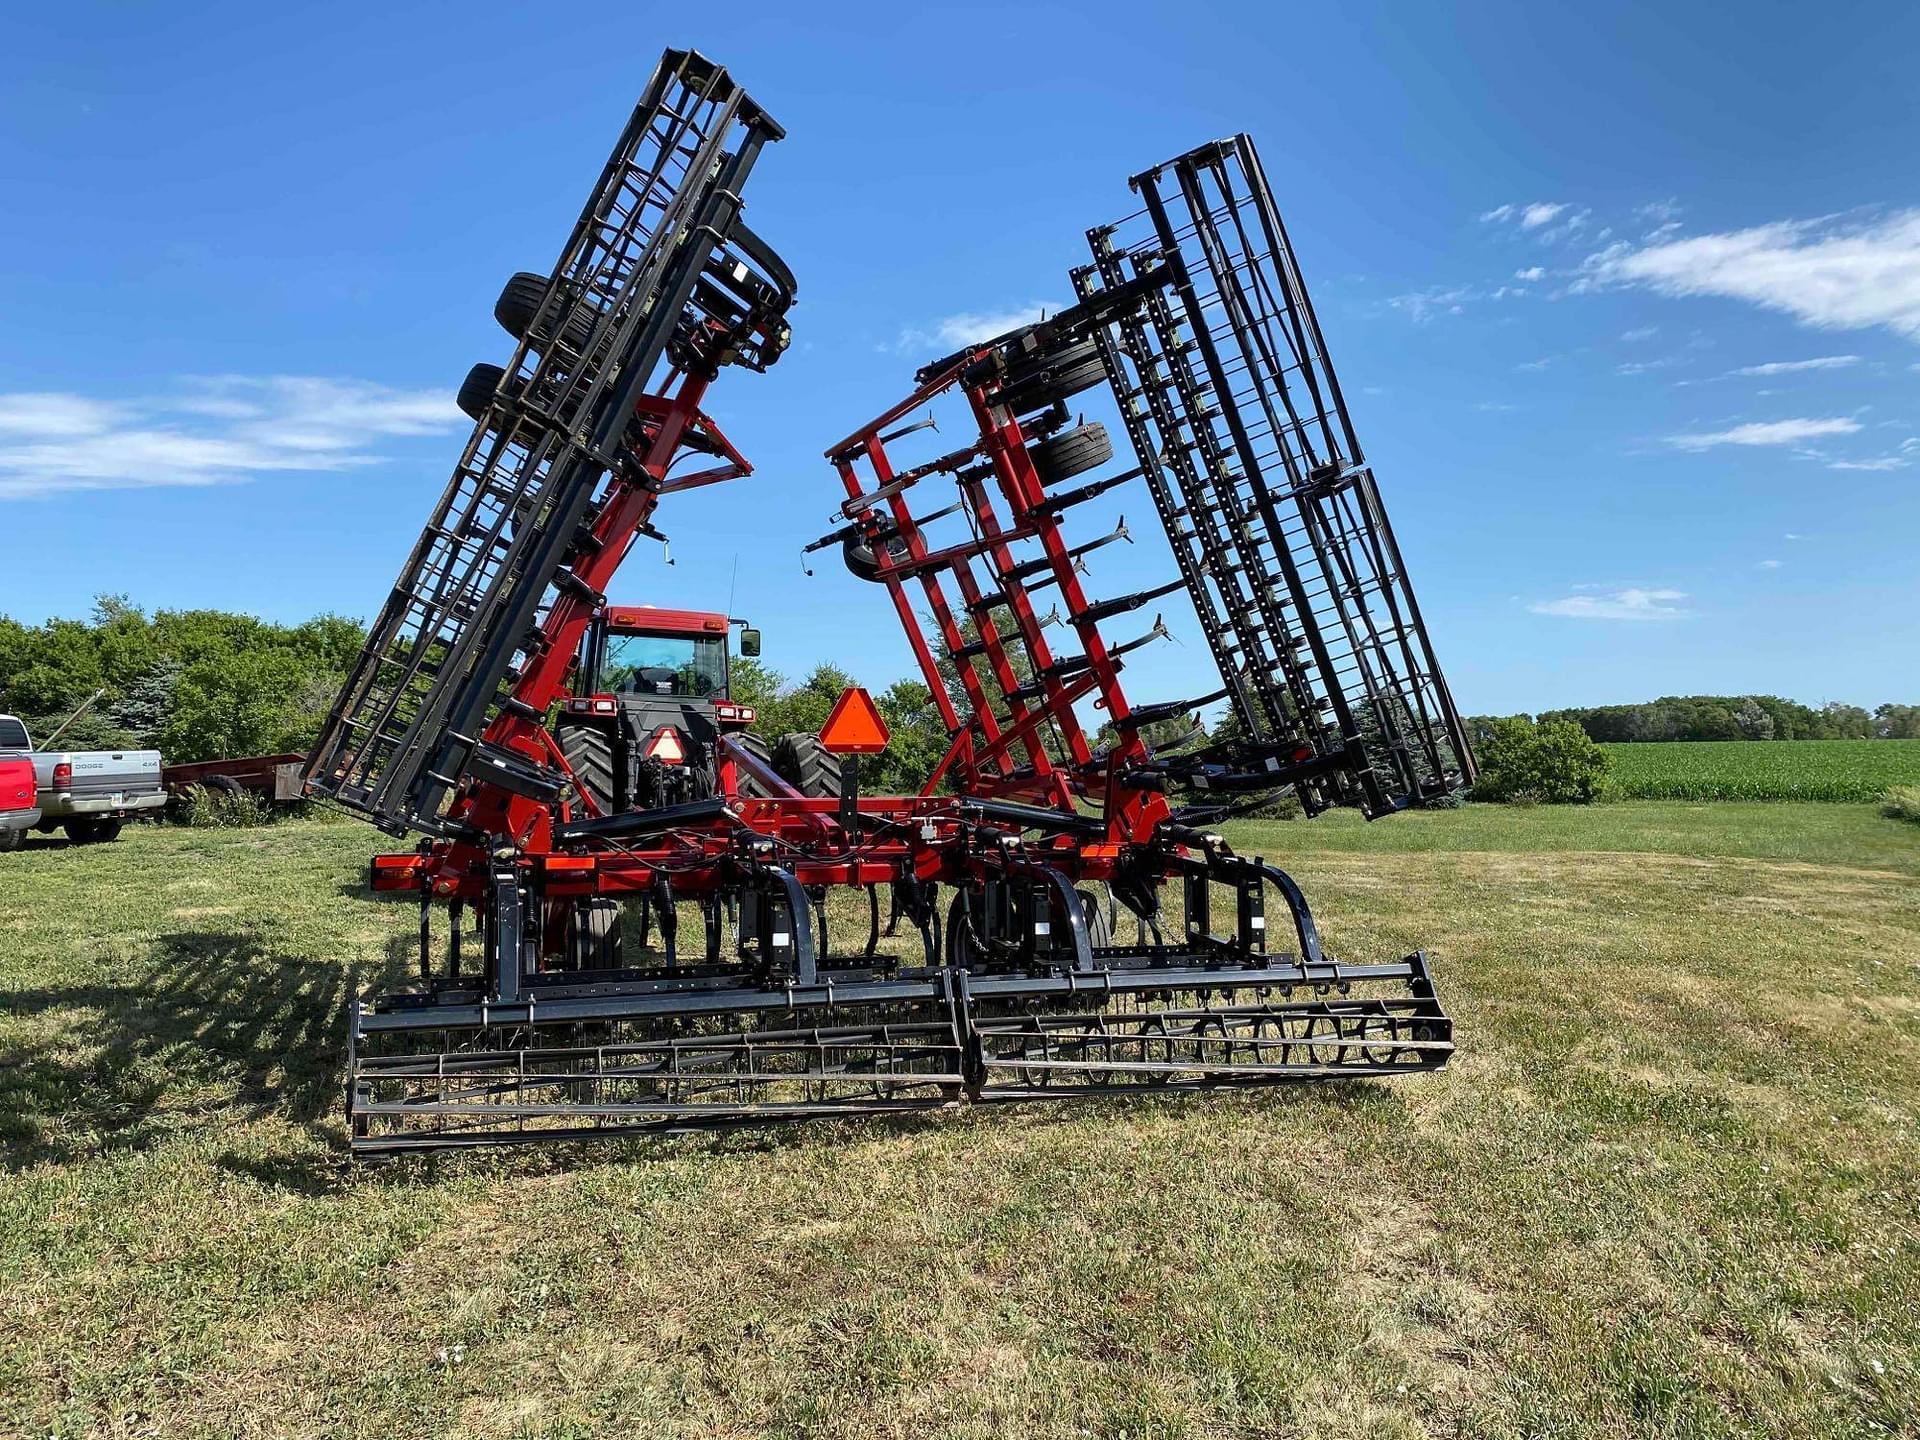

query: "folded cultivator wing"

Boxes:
[309, 57, 1473, 1156]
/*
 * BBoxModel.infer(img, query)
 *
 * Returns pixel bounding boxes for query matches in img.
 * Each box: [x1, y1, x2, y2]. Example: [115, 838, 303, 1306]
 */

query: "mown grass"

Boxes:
[2, 804, 1917, 1438]
[1600, 739, 1920, 802]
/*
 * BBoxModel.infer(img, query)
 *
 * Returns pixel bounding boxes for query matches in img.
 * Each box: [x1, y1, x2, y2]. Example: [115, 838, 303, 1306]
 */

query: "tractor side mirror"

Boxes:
[738, 628, 761, 658]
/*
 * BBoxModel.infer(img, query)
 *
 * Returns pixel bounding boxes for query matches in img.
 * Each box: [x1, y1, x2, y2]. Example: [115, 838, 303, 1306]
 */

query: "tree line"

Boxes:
[1536, 695, 1920, 743]
[0, 598, 951, 791]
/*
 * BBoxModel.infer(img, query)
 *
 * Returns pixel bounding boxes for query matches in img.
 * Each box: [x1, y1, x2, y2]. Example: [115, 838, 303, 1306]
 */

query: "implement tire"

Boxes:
[456, 362, 507, 422]
[773, 733, 843, 798]
[494, 271, 596, 352]
[1029, 422, 1112, 485]
[997, 337, 1107, 415]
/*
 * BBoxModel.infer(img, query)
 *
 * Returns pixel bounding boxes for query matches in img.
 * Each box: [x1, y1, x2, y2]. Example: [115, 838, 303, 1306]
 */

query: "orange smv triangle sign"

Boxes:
[818, 686, 891, 754]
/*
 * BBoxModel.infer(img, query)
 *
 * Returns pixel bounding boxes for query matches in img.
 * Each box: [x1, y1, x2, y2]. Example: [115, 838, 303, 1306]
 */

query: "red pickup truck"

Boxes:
[0, 755, 38, 852]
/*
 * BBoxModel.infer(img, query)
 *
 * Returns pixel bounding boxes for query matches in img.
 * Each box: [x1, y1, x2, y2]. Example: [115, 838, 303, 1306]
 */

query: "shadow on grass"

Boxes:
[0, 930, 353, 1172]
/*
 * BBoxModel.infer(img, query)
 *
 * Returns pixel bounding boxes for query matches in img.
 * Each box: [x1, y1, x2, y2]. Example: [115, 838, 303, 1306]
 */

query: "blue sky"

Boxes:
[2, 0, 1915, 716]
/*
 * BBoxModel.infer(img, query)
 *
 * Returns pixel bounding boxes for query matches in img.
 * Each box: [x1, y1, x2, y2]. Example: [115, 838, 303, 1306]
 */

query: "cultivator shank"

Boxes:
[311, 66, 1471, 1156]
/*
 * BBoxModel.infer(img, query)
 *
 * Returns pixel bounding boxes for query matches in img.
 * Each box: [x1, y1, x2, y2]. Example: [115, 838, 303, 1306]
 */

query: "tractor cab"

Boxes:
[557, 606, 760, 813]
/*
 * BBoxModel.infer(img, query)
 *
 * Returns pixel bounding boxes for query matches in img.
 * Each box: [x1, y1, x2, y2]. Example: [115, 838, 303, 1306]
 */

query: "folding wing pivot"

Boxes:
[305, 50, 794, 836]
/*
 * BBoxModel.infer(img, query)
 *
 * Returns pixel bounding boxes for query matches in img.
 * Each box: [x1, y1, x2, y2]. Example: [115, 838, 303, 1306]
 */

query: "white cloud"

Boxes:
[1784, 532, 1803, 540]
[1621, 325, 1660, 342]
[0, 393, 129, 439]
[1825, 454, 1908, 471]
[1520, 202, 1568, 230]
[1530, 587, 1691, 621]
[1513, 266, 1546, 282]
[1758, 559, 1784, 569]
[1579, 209, 1920, 340]
[898, 302, 1058, 352]
[1616, 355, 1684, 375]
[1728, 355, 1860, 376]
[1666, 416, 1862, 450]
[0, 375, 462, 500]
[1385, 285, 1475, 322]
[1516, 356, 1555, 371]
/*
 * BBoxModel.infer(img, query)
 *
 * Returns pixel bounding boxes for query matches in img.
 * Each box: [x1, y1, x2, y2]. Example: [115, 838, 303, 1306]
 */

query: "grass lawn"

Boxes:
[2, 803, 1916, 1438]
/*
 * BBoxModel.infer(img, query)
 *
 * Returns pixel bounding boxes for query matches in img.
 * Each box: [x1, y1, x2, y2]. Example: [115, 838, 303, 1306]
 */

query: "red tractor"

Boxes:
[554, 605, 841, 814]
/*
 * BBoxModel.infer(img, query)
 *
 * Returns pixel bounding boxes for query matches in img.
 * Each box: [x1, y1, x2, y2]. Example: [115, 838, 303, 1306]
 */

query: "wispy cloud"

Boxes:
[1758, 559, 1784, 569]
[1385, 285, 1476, 322]
[1666, 416, 1862, 450]
[896, 302, 1058, 353]
[1578, 209, 1920, 340]
[1728, 355, 1860, 376]
[1513, 266, 1546, 282]
[1621, 325, 1660, 342]
[0, 376, 462, 500]
[1530, 586, 1691, 621]
[1482, 201, 1590, 242]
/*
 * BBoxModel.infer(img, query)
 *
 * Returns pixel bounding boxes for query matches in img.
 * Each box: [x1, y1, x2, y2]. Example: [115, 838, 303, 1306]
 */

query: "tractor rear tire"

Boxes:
[773, 733, 843, 798]
[729, 731, 777, 799]
[457, 362, 507, 422]
[1029, 422, 1113, 485]
[998, 338, 1107, 415]
[559, 722, 618, 815]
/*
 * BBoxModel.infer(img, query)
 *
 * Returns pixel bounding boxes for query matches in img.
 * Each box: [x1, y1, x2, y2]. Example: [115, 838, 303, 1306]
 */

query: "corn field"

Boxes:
[1601, 739, 1920, 802]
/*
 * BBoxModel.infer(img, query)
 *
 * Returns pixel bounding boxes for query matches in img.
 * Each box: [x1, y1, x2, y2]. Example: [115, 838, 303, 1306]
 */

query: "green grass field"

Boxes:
[1600, 739, 1920, 802]
[3, 805, 1918, 1438]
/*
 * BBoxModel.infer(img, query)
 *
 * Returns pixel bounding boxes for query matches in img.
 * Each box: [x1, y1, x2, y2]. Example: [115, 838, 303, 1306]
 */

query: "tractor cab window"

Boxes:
[599, 631, 727, 698]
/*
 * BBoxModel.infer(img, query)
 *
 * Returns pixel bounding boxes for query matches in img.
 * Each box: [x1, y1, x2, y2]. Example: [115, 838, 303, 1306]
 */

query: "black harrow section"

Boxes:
[304, 49, 789, 835]
[346, 958, 1451, 1154]
[1073, 135, 1474, 816]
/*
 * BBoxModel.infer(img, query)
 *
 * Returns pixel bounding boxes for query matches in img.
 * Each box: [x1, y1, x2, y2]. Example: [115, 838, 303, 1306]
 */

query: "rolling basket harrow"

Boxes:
[305, 49, 1474, 1156]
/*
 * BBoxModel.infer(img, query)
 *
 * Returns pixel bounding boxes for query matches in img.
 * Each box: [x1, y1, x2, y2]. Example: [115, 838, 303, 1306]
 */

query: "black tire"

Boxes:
[842, 536, 883, 582]
[773, 733, 843, 798]
[456, 362, 507, 422]
[204, 774, 245, 795]
[558, 720, 617, 815]
[729, 730, 777, 799]
[997, 337, 1107, 414]
[64, 818, 121, 845]
[0, 826, 21, 853]
[569, 898, 623, 970]
[494, 271, 595, 351]
[1029, 422, 1113, 485]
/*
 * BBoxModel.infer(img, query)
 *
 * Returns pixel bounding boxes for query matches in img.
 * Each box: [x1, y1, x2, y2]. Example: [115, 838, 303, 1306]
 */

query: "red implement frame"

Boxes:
[826, 363, 1171, 847]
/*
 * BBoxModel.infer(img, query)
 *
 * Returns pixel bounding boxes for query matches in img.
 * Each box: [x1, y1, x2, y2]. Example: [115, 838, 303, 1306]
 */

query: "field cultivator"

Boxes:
[307, 51, 1473, 1156]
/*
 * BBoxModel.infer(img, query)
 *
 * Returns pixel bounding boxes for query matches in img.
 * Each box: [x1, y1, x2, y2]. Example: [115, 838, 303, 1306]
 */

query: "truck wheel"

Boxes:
[0, 827, 21, 853]
[64, 818, 121, 845]
[558, 722, 617, 815]
[773, 733, 843, 798]
[1029, 422, 1113, 485]
[997, 338, 1107, 415]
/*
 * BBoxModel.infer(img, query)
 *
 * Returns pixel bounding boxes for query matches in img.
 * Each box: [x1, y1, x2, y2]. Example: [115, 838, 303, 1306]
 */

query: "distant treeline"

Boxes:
[1536, 695, 1920, 743]
[0, 597, 948, 789]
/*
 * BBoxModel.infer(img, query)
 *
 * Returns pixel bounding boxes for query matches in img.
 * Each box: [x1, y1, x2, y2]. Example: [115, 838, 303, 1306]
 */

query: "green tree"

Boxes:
[161, 649, 316, 762]
[1472, 716, 1611, 804]
[1876, 704, 1920, 740]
